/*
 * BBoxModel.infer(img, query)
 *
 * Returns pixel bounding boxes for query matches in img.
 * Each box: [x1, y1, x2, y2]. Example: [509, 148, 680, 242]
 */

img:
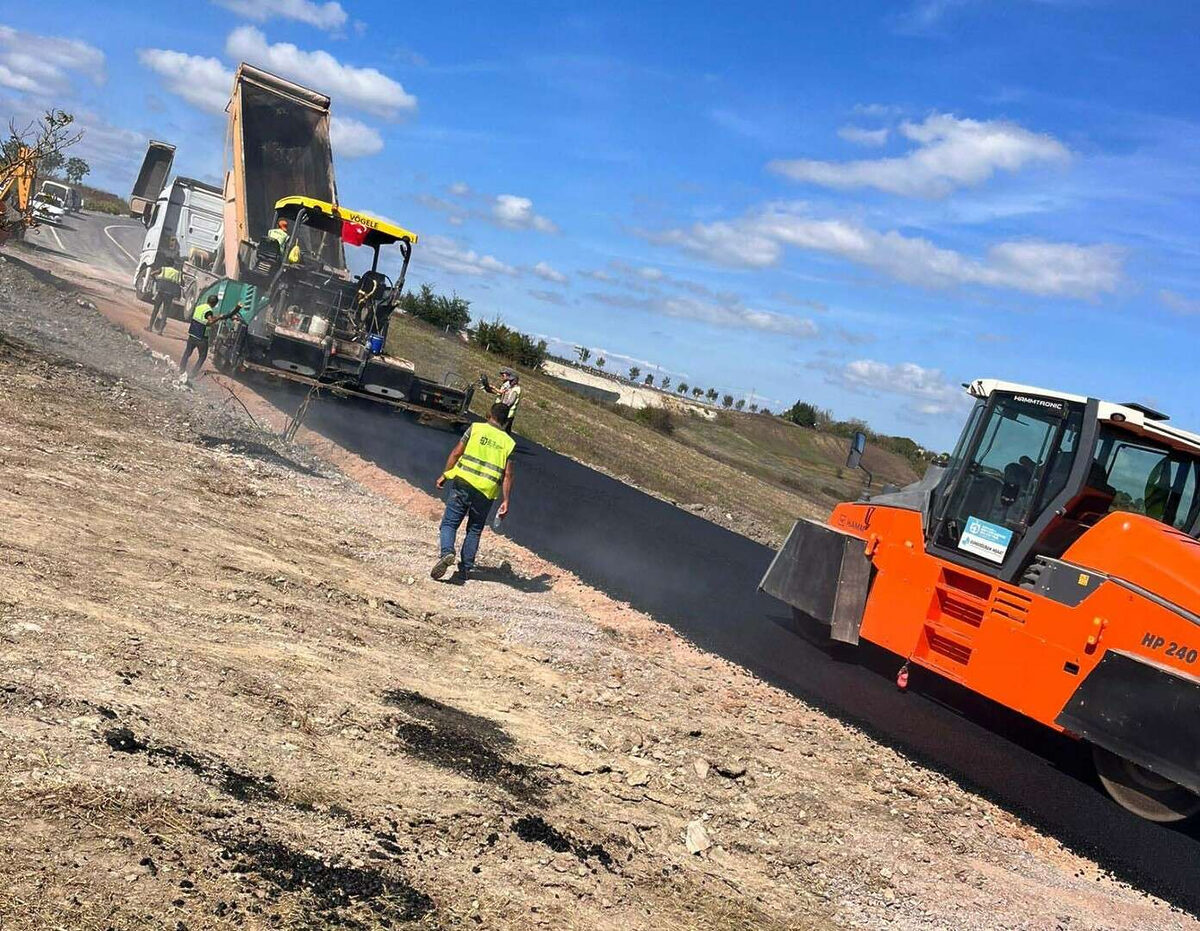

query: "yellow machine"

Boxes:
[0, 145, 38, 244]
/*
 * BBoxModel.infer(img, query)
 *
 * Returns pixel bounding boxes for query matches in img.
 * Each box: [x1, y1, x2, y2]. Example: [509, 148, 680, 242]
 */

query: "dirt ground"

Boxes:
[0, 248, 1195, 930]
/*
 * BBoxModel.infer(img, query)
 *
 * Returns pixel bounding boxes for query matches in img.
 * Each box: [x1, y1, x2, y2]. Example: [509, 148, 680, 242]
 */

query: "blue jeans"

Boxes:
[439, 479, 493, 571]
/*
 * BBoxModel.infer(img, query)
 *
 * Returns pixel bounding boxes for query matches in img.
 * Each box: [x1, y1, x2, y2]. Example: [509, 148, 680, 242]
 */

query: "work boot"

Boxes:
[430, 552, 456, 580]
[449, 565, 471, 585]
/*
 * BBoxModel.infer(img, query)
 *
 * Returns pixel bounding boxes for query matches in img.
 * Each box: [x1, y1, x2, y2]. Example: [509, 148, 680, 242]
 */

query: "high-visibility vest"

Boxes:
[157, 266, 181, 282]
[445, 423, 515, 500]
[192, 302, 217, 331]
[502, 383, 521, 417]
[287, 244, 301, 264]
[266, 227, 288, 246]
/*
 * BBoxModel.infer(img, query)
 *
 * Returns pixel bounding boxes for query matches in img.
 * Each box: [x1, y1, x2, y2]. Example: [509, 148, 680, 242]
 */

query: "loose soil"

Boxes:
[0, 245, 1195, 930]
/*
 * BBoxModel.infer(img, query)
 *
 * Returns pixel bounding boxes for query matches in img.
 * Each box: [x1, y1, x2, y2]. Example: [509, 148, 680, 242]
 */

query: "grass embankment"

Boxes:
[76, 184, 127, 215]
[386, 314, 918, 540]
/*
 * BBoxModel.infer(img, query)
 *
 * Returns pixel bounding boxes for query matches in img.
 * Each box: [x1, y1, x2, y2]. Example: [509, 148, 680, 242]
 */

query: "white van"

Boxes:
[134, 177, 223, 303]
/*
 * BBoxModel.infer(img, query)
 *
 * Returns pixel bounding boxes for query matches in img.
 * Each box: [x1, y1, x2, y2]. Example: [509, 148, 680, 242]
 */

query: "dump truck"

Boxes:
[129, 141, 175, 220]
[761, 378, 1200, 822]
[187, 64, 473, 425]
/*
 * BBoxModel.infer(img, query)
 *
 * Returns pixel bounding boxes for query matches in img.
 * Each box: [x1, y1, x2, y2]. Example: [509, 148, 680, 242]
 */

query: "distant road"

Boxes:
[28, 209, 142, 277]
[49, 209, 1200, 916]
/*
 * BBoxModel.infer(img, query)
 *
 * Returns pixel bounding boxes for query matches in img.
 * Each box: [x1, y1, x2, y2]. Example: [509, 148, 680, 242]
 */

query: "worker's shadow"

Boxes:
[468, 563, 553, 593]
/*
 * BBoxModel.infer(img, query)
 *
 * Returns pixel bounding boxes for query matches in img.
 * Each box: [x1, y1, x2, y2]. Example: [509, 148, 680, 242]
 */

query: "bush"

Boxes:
[471, 316, 548, 370]
[398, 283, 471, 331]
[632, 405, 674, 435]
[784, 399, 819, 428]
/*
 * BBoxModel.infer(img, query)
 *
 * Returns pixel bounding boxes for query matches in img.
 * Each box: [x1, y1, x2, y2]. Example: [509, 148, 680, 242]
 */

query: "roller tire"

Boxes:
[1093, 745, 1200, 823]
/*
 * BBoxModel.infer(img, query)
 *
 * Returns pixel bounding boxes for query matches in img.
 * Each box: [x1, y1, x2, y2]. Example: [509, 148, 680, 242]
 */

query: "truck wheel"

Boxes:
[135, 264, 153, 302]
[1093, 746, 1200, 822]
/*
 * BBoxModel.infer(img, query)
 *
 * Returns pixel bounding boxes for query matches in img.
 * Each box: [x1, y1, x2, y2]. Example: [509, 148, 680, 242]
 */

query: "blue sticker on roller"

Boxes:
[958, 515, 1014, 564]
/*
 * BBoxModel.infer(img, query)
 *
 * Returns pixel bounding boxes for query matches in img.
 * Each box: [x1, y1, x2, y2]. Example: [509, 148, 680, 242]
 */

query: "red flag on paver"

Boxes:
[342, 220, 368, 247]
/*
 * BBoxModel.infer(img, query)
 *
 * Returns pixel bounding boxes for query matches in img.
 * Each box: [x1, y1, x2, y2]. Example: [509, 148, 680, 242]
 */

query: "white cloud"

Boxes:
[837, 359, 968, 416]
[1160, 289, 1200, 316]
[137, 49, 232, 113]
[419, 235, 517, 278]
[225, 26, 417, 118]
[139, 45, 387, 156]
[661, 297, 818, 337]
[647, 203, 1122, 298]
[770, 113, 1069, 198]
[528, 289, 568, 306]
[638, 266, 664, 281]
[0, 25, 105, 95]
[330, 115, 383, 158]
[492, 194, 558, 233]
[448, 181, 471, 196]
[838, 125, 889, 146]
[531, 261, 567, 283]
[588, 289, 817, 338]
[213, 0, 348, 31]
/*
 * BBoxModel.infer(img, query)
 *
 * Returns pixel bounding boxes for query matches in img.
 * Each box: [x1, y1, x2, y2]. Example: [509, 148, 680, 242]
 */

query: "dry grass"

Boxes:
[386, 314, 918, 539]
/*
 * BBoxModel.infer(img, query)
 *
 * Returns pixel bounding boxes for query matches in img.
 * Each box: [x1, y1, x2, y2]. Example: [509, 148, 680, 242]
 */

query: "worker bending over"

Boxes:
[432, 403, 515, 583]
[485, 367, 522, 434]
[178, 294, 240, 381]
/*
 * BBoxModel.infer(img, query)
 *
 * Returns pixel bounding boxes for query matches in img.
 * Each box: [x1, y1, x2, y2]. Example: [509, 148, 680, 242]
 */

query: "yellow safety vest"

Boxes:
[445, 423, 515, 500]
[192, 303, 217, 332]
[157, 266, 181, 282]
[266, 227, 288, 246]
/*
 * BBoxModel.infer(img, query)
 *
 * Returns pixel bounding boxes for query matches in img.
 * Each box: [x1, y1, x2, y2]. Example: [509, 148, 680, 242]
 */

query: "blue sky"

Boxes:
[3, 0, 1200, 448]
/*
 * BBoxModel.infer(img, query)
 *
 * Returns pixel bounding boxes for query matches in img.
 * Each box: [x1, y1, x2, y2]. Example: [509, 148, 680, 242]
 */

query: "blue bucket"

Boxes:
[367, 333, 384, 354]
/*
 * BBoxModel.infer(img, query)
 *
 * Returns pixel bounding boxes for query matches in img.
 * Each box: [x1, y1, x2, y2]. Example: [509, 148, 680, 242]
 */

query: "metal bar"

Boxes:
[238, 360, 470, 423]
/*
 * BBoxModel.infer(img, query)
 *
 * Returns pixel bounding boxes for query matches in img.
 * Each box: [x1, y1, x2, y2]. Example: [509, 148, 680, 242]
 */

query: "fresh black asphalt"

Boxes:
[72, 211, 1200, 915]
[256, 388, 1200, 913]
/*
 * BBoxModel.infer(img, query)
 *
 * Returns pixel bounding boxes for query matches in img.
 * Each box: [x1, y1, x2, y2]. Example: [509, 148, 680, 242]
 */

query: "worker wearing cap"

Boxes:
[431, 403, 516, 583]
[267, 218, 301, 264]
[267, 218, 289, 248]
[485, 367, 522, 434]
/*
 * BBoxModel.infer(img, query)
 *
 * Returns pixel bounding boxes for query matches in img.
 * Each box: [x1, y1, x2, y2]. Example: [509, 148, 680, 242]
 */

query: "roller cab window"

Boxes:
[931, 393, 1083, 568]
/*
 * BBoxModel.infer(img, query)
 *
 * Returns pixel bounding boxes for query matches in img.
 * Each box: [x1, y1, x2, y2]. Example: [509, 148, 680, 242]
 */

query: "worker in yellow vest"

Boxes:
[178, 294, 242, 381]
[147, 261, 183, 333]
[432, 403, 516, 582]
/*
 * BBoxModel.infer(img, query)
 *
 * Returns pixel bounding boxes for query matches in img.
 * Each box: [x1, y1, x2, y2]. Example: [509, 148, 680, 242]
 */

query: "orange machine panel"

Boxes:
[829, 503, 1200, 732]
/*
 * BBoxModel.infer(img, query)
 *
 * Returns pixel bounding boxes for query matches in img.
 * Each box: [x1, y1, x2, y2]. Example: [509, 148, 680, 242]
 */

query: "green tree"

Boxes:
[784, 399, 819, 428]
[722, 393, 734, 408]
[575, 345, 591, 364]
[40, 150, 65, 175]
[692, 386, 703, 398]
[735, 399, 745, 411]
[677, 382, 688, 394]
[643, 373, 654, 387]
[470, 316, 548, 370]
[628, 365, 641, 381]
[660, 376, 670, 390]
[65, 156, 90, 184]
[596, 356, 605, 369]
[706, 388, 718, 402]
[399, 283, 471, 331]
[749, 403, 759, 413]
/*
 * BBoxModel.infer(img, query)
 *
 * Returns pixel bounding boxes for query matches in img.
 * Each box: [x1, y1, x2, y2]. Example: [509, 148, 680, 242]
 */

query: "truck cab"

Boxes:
[134, 177, 223, 304]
